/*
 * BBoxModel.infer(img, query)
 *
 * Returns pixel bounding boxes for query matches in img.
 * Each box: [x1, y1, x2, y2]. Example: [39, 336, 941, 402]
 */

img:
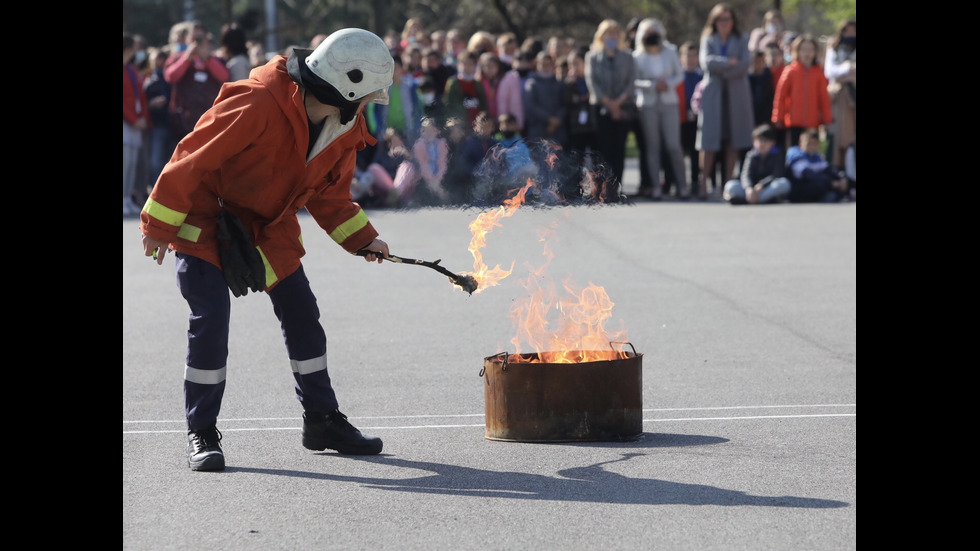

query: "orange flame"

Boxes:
[462, 178, 535, 292]
[509, 268, 629, 363]
[461, 159, 630, 362]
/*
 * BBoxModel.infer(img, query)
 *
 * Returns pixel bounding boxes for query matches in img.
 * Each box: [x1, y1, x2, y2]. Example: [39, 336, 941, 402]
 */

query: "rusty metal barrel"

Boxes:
[481, 344, 643, 442]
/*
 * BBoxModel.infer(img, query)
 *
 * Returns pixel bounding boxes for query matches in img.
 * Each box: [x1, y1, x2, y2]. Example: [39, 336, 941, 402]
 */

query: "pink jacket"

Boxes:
[496, 70, 525, 129]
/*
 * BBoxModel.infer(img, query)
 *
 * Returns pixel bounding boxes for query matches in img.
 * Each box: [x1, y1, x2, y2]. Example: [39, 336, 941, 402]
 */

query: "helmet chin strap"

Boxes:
[287, 49, 361, 124]
[336, 101, 360, 125]
[305, 79, 360, 124]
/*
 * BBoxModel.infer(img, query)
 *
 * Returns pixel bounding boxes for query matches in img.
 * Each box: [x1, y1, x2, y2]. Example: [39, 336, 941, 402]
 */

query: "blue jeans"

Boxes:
[723, 177, 791, 204]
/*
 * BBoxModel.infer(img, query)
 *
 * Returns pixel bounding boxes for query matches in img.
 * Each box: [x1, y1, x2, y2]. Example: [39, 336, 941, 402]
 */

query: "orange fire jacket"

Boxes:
[140, 55, 378, 290]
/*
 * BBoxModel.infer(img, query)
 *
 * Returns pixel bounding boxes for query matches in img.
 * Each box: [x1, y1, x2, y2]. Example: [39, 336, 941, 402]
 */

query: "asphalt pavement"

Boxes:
[123, 168, 856, 550]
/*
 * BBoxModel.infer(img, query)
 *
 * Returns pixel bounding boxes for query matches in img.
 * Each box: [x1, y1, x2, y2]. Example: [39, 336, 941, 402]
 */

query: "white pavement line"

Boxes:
[123, 411, 856, 434]
[122, 403, 856, 426]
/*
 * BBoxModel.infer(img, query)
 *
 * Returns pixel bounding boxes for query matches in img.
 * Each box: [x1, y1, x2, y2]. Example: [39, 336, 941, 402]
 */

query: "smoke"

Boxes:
[472, 139, 628, 208]
[399, 138, 630, 210]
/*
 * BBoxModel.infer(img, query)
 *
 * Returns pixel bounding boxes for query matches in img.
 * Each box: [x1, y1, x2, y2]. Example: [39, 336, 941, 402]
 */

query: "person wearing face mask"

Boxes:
[824, 19, 856, 173]
[748, 9, 786, 53]
[416, 75, 446, 126]
[364, 55, 423, 157]
[421, 47, 454, 104]
[632, 18, 688, 200]
[585, 19, 637, 188]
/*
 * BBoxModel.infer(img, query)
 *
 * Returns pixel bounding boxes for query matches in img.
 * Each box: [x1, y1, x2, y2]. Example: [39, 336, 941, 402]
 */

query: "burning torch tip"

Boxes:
[454, 275, 478, 295]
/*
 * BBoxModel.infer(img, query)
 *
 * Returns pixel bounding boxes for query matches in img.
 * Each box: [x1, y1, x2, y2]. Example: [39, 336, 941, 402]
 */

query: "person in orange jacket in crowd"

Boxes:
[140, 29, 394, 472]
[771, 33, 832, 149]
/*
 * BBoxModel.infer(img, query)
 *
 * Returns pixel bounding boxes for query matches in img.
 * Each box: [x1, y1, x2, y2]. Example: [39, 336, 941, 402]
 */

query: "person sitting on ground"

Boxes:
[447, 111, 499, 204]
[723, 124, 790, 204]
[495, 112, 537, 184]
[407, 117, 450, 206]
[784, 128, 848, 203]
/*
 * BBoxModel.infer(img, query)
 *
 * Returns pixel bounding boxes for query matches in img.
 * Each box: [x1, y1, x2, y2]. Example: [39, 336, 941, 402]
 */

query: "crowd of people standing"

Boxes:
[124, 3, 856, 215]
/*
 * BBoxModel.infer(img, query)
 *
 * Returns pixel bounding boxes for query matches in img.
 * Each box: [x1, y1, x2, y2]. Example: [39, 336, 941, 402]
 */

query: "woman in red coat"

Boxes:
[771, 34, 832, 148]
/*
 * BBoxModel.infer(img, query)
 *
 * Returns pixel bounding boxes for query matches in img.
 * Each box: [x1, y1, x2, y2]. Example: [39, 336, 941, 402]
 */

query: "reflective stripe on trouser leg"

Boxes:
[176, 252, 231, 430]
[267, 264, 338, 414]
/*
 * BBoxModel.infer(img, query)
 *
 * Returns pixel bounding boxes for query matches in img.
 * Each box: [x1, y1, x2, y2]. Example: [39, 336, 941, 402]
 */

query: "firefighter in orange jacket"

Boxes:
[140, 29, 394, 472]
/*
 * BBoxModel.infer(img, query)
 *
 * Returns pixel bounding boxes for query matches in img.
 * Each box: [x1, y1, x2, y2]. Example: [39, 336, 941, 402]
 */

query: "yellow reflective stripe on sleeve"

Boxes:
[328, 210, 369, 244]
[143, 197, 186, 228]
[144, 198, 202, 243]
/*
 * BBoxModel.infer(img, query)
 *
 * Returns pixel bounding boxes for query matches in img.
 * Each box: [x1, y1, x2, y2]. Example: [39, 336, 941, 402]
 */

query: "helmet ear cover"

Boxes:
[287, 49, 362, 124]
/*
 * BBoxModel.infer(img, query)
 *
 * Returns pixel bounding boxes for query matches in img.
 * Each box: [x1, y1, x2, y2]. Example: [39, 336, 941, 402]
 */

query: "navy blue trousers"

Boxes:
[176, 252, 339, 431]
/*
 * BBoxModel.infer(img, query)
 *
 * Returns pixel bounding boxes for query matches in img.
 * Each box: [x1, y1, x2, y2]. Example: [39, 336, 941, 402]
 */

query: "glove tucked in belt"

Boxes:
[216, 207, 265, 297]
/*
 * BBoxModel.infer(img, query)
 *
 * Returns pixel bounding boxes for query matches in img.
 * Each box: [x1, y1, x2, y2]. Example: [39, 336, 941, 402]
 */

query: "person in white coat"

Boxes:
[632, 18, 688, 199]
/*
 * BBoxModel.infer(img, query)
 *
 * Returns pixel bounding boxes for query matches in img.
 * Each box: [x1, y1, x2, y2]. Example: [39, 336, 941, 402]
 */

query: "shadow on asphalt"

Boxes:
[218, 432, 848, 509]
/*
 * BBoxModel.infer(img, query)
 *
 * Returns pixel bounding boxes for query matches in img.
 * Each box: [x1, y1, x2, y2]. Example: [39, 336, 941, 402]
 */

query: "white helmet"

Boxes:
[305, 28, 393, 105]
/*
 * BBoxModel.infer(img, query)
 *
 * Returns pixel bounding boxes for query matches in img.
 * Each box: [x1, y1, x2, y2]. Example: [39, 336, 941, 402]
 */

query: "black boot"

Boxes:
[302, 411, 383, 455]
[187, 425, 225, 471]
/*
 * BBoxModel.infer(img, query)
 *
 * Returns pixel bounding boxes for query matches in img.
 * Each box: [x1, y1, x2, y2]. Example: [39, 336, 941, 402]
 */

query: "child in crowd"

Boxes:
[416, 75, 446, 126]
[446, 113, 498, 205]
[764, 42, 787, 150]
[784, 128, 848, 203]
[748, 50, 774, 128]
[442, 116, 471, 204]
[495, 112, 538, 184]
[723, 124, 790, 205]
[471, 112, 537, 205]
[407, 117, 450, 206]
[771, 34, 832, 150]
[678, 41, 703, 193]
[360, 128, 413, 208]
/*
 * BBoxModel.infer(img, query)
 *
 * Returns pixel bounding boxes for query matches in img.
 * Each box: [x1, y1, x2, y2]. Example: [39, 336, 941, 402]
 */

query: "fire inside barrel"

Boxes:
[463, 166, 641, 442]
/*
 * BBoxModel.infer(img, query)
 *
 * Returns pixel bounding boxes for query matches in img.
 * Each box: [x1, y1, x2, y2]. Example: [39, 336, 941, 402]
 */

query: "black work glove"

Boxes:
[216, 207, 265, 297]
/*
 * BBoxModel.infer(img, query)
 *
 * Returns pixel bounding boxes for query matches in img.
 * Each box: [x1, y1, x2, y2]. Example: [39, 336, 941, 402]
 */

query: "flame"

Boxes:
[462, 178, 535, 292]
[544, 143, 560, 170]
[461, 146, 630, 361]
[509, 270, 629, 363]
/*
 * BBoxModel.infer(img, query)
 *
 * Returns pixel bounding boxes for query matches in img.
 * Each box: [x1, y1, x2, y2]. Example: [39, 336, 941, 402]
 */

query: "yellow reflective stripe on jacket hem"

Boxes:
[256, 246, 277, 288]
[291, 355, 327, 375]
[184, 365, 227, 385]
[177, 223, 202, 242]
[328, 210, 369, 244]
